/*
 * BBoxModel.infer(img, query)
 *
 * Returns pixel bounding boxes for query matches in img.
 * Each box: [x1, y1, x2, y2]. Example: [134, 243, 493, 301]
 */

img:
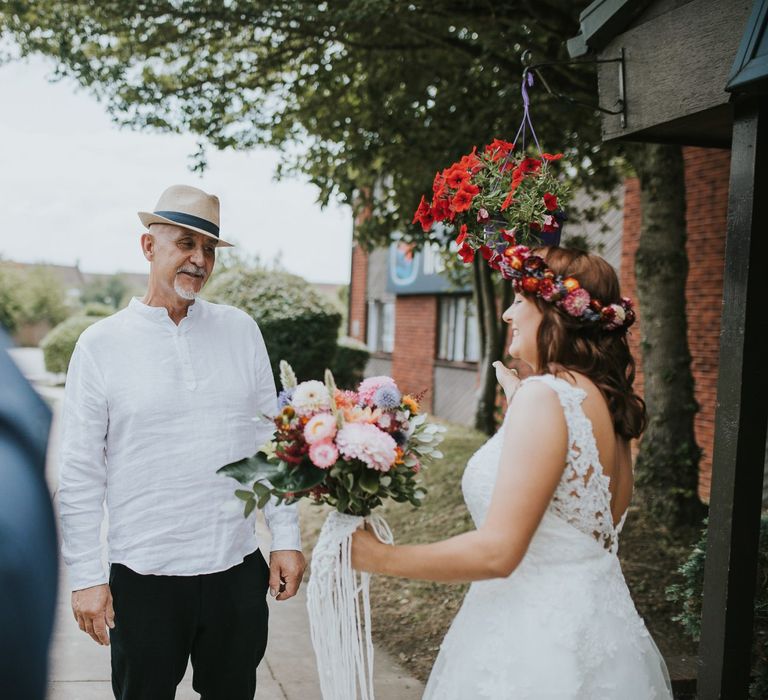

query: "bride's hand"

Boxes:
[493, 361, 522, 402]
[351, 526, 385, 574]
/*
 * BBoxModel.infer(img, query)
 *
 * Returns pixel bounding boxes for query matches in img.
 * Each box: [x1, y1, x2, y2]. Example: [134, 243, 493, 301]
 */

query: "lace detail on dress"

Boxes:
[525, 374, 623, 554]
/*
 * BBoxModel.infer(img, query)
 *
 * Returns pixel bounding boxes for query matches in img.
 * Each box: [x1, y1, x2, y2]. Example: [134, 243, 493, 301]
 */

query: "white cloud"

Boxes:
[0, 57, 352, 283]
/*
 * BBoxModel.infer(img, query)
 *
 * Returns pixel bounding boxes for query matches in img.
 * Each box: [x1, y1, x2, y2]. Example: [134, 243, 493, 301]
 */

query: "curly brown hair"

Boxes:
[524, 247, 646, 440]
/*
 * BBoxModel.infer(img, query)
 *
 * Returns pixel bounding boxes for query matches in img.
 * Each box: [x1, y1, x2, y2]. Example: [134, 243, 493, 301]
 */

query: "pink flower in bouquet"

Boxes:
[357, 376, 398, 405]
[336, 422, 398, 471]
[304, 413, 337, 444]
[309, 440, 339, 469]
[334, 389, 359, 410]
[292, 380, 331, 415]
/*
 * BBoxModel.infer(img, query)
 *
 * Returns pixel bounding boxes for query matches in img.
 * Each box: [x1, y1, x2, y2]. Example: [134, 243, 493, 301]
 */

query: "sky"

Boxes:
[0, 57, 353, 284]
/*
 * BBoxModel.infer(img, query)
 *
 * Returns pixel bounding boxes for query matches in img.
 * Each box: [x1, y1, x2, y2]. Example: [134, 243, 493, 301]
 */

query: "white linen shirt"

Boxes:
[59, 297, 300, 591]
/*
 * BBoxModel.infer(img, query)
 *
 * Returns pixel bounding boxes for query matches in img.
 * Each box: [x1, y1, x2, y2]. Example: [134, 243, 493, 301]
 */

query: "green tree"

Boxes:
[0, 1, 703, 524]
[0, 0, 618, 430]
[0, 264, 22, 333]
[81, 275, 128, 309]
[627, 143, 706, 525]
[16, 266, 69, 327]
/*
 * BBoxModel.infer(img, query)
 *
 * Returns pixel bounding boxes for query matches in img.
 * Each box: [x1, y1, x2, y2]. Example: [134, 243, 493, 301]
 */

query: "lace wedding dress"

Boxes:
[422, 374, 673, 700]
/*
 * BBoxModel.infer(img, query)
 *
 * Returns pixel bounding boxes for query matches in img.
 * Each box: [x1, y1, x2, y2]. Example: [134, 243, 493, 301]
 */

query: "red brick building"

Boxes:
[349, 146, 731, 501]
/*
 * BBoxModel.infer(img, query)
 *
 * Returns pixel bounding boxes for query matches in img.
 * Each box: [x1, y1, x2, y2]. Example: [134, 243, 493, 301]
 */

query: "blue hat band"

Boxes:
[154, 210, 220, 238]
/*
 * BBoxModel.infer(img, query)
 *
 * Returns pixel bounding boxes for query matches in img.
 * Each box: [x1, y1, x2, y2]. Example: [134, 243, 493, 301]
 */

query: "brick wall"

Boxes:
[620, 146, 730, 502]
[348, 243, 368, 342]
[391, 295, 438, 413]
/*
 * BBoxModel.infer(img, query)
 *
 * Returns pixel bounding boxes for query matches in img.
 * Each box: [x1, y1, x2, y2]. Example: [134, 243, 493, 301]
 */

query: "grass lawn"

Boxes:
[300, 419, 699, 682]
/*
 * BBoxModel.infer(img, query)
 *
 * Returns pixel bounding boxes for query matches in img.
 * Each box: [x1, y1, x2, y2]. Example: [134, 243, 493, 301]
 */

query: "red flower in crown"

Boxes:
[538, 278, 558, 301]
[542, 153, 564, 161]
[522, 277, 540, 293]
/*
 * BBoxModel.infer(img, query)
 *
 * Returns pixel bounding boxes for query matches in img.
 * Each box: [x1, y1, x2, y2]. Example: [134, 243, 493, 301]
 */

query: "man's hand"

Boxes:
[71, 583, 115, 645]
[268, 550, 306, 601]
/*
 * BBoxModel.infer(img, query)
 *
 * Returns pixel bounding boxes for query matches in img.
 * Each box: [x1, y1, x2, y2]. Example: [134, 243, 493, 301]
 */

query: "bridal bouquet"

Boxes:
[413, 139, 571, 262]
[219, 361, 445, 700]
[218, 361, 444, 517]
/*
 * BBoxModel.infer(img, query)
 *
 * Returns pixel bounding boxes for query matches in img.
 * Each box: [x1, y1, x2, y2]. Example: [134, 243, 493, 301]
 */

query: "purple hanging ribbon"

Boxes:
[512, 70, 542, 156]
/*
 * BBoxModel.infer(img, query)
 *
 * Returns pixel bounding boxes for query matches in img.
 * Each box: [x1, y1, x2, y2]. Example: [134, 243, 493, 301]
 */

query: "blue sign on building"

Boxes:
[386, 240, 472, 295]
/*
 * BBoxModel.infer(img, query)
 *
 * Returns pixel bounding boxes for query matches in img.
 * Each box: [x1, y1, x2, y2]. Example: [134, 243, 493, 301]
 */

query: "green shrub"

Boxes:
[667, 516, 768, 698]
[330, 336, 370, 389]
[82, 302, 115, 318]
[41, 315, 105, 374]
[205, 268, 342, 384]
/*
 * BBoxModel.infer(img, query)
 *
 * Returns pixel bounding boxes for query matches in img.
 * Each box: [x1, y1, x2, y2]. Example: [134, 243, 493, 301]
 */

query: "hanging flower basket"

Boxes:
[413, 73, 572, 268]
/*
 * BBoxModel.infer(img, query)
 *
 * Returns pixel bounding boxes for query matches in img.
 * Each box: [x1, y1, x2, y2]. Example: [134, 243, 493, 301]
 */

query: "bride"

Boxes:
[351, 245, 673, 699]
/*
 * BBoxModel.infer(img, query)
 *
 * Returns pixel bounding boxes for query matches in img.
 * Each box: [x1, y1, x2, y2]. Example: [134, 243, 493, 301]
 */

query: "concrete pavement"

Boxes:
[8, 348, 424, 700]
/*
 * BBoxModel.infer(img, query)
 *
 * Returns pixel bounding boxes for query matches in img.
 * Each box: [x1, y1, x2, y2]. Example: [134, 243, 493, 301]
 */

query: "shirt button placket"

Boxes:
[175, 331, 197, 391]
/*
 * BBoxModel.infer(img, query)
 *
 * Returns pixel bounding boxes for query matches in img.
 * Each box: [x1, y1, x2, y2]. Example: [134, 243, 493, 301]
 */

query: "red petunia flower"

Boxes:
[543, 193, 558, 211]
[455, 224, 468, 246]
[451, 189, 474, 213]
[451, 182, 480, 213]
[481, 245, 493, 261]
[501, 229, 516, 244]
[485, 138, 515, 162]
[458, 241, 475, 263]
[432, 171, 447, 197]
[518, 157, 542, 175]
[445, 167, 470, 189]
[500, 171, 525, 211]
[412, 195, 434, 232]
[458, 147, 483, 173]
[431, 196, 451, 223]
[542, 153, 564, 161]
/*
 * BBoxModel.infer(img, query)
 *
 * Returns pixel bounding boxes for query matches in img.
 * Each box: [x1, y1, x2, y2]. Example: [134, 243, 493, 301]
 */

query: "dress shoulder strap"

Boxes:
[521, 374, 597, 474]
[522, 373, 587, 411]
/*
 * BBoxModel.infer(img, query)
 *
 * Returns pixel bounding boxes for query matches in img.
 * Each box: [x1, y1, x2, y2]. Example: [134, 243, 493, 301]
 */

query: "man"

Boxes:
[59, 184, 305, 700]
[0, 329, 58, 700]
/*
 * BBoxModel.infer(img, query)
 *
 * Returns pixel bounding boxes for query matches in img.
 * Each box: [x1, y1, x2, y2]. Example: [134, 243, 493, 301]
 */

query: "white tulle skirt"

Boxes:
[422, 512, 673, 700]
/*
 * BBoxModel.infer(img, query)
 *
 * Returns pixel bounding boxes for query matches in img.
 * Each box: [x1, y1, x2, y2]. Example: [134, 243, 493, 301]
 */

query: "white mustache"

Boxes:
[177, 265, 205, 278]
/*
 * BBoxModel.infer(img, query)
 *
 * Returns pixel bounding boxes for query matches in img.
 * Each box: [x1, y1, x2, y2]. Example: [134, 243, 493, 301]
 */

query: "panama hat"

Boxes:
[138, 184, 234, 247]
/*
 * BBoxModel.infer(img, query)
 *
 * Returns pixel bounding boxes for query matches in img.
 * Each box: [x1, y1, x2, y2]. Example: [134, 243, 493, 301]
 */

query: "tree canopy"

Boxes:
[1, 0, 621, 247]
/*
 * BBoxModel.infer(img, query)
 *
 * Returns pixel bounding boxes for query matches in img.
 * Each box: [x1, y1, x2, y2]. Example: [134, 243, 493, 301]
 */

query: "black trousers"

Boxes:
[109, 550, 270, 700]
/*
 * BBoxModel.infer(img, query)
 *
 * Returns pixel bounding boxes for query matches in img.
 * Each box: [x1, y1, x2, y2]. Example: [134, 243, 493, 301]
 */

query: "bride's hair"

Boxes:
[526, 246, 646, 440]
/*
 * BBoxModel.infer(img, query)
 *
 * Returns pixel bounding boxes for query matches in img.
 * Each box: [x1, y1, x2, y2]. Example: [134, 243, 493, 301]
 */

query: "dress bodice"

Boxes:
[461, 373, 626, 554]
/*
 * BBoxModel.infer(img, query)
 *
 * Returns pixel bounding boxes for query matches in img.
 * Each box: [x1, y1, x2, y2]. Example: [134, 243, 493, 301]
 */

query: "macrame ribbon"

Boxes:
[306, 510, 394, 700]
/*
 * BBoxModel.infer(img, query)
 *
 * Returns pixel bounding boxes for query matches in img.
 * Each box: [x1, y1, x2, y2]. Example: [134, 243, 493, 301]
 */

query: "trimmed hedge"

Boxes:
[330, 336, 370, 389]
[205, 268, 342, 384]
[667, 516, 768, 698]
[41, 311, 109, 374]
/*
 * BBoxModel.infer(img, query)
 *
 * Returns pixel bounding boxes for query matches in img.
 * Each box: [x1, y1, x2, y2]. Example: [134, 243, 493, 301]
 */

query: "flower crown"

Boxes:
[496, 243, 636, 332]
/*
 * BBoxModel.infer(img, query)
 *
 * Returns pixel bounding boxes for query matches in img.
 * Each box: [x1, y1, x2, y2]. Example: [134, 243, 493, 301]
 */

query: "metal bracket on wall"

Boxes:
[521, 49, 627, 129]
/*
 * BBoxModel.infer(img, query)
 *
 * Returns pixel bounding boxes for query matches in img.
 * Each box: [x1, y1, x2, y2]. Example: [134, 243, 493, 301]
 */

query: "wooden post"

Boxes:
[698, 95, 768, 699]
